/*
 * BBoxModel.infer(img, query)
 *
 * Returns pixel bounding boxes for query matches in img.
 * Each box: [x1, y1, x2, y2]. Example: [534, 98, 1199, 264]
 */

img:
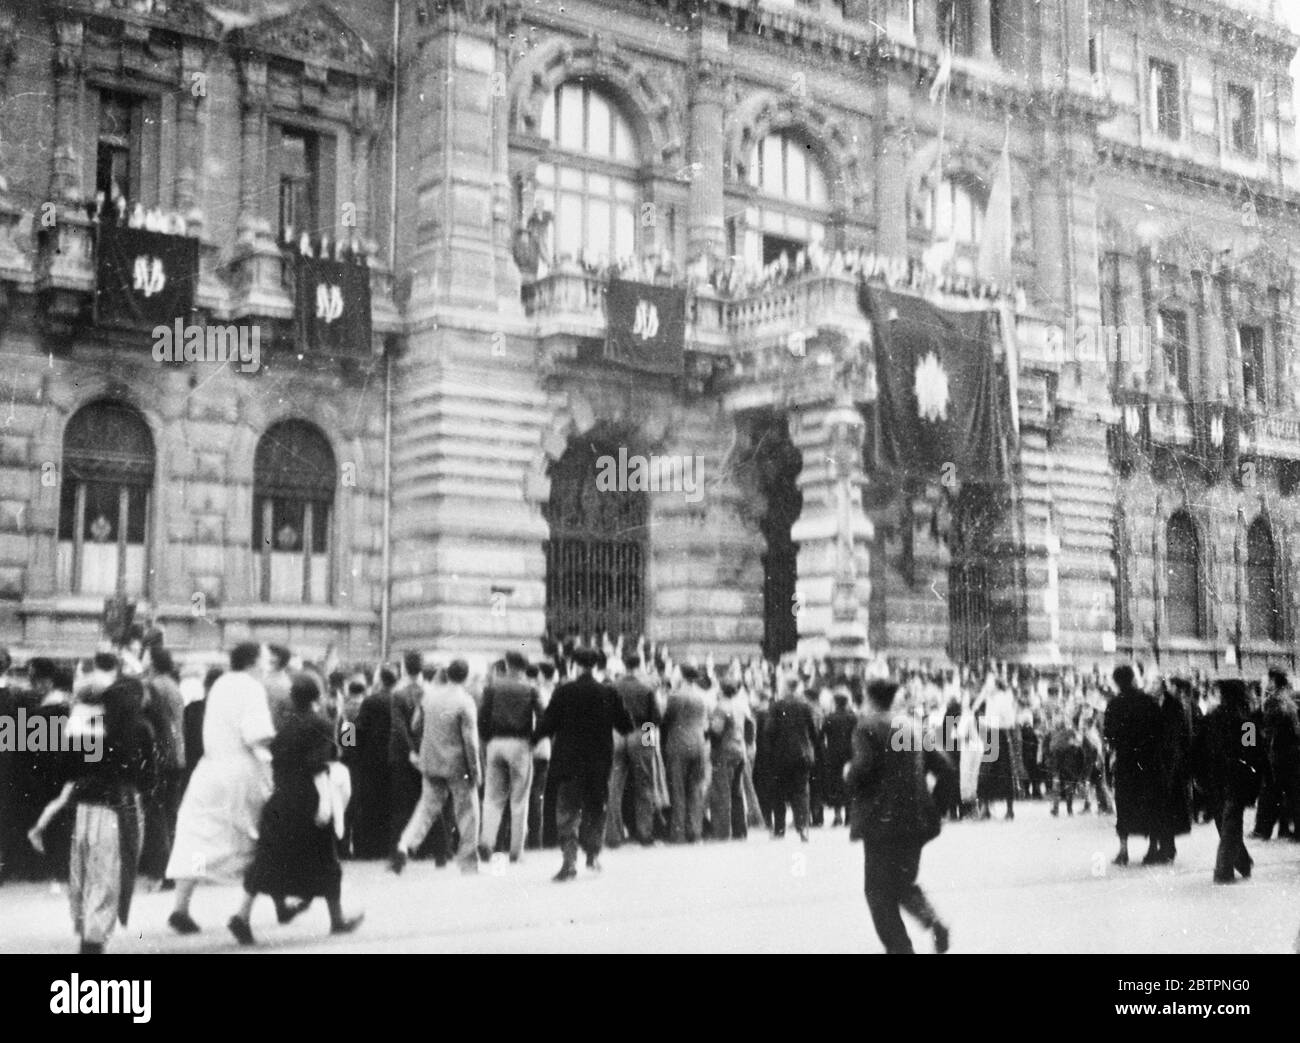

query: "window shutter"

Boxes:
[83, 86, 101, 204]
[317, 130, 337, 240]
[266, 120, 283, 241]
[139, 95, 161, 206]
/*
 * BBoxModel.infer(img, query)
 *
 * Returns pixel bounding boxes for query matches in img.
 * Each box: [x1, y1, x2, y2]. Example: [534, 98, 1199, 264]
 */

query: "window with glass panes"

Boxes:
[926, 177, 983, 245]
[741, 130, 829, 268]
[57, 402, 155, 597]
[1240, 324, 1266, 404]
[1227, 84, 1257, 155]
[96, 91, 142, 207]
[1158, 308, 1191, 396]
[536, 82, 638, 266]
[253, 420, 335, 605]
[1149, 58, 1181, 139]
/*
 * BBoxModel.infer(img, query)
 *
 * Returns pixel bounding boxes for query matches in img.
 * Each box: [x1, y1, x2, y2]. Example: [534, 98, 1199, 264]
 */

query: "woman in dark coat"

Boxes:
[1151, 679, 1194, 864]
[1102, 666, 1164, 865]
[228, 673, 363, 944]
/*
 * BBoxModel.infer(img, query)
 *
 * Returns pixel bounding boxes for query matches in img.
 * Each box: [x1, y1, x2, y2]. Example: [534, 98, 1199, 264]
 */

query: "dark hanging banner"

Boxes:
[94, 223, 198, 329]
[1112, 390, 1151, 475]
[605, 279, 687, 376]
[862, 285, 1006, 482]
[1191, 400, 1239, 482]
[294, 254, 372, 359]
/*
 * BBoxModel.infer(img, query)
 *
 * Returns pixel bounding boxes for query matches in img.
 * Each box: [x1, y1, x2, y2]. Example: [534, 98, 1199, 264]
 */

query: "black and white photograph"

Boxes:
[0, 0, 1297, 1013]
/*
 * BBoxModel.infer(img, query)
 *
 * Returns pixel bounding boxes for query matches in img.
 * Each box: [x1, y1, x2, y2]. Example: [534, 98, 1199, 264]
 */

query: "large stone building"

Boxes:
[0, 0, 1296, 674]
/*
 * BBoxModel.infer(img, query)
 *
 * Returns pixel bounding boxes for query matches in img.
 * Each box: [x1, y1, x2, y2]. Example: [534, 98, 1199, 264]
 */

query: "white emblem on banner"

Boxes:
[315, 283, 344, 323]
[914, 352, 950, 423]
[632, 299, 659, 340]
[132, 255, 166, 298]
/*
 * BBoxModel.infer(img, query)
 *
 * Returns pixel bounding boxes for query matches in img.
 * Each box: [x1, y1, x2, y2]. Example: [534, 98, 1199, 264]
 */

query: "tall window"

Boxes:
[926, 176, 983, 245]
[1165, 511, 1202, 638]
[544, 434, 646, 641]
[1149, 58, 1182, 140]
[1247, 516, 1282, 642]
[272, 125, 335, 243]
[740, 130, 829, 268]
[96, 90, 144, 207]
[58, 402, 154, 596]
[253, 421, 335, 604]
[1240, 324, 1266, 404]
[1113, 507, 1132, 638]
[1227, 84, 1257, 156]
[939, 0, 975, 55]
[536, 82, 638, 266]
[1157, 308, 1191, 397]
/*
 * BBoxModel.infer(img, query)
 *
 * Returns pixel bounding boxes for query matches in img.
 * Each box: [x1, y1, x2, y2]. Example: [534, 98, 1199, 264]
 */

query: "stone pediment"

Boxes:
[233, 1, 380, 77]
[52, 0, 224, 39]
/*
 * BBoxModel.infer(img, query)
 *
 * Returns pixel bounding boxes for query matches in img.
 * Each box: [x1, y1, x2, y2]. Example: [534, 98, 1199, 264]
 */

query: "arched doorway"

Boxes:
[753, 415, 803, 662]
[543, 432, 648, 643]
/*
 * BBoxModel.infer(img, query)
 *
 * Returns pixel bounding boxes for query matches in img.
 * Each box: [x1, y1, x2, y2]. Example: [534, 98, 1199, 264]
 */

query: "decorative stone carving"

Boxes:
[233, 1, 380, 77]
[511, 35, 687, 167]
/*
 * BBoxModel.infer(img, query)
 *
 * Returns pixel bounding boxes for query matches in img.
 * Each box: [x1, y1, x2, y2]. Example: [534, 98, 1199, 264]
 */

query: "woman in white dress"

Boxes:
[166, 642, 274, 935]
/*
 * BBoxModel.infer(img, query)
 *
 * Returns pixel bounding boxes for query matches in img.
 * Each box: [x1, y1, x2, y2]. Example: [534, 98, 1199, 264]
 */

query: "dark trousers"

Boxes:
[527, 758, 551, 850]
[771, 762, 811, 835]
[139, 768, 183, 879]
[862, 841, 941, 954]
[1253, 762, 1300, 838]
[1213, 797, 1252, 881]
[555, 772, 608, 866]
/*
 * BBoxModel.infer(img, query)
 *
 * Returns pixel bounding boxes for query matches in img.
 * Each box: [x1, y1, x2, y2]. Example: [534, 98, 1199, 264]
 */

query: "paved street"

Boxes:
[3, 800, 1299, 954]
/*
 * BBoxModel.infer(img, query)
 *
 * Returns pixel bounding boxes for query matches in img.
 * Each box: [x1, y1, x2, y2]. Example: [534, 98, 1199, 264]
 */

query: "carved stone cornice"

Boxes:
[233, 1, 383, 80]
[50, 0, 222, 42]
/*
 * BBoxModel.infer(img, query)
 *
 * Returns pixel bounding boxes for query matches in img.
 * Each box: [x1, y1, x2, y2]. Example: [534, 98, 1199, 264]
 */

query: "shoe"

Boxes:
[1213, 873, 1235, 884]
[1238, 862, 1252, 879]
[159, 879, 176, 893]
[1250, 831, 1270, 841]
[509, 854, 520, 864]
[227, 916, 255, 946]
[1050, 807, 1059, 817]
[1113, 851, 1129, 867]
[387, 850, 408, 875]
[79, 940, 104, 954]
[771, 830, 785, 839]
[585, 855, 602, 873]
[798, 829, 810, 843]
[932, 922, 950, 954]
[329, 913, 364, 936]
[167, 911, 201, 935]
[477, 844, 493, 862]
[275, 898, 310, 925]
[553, 863, 578, 882]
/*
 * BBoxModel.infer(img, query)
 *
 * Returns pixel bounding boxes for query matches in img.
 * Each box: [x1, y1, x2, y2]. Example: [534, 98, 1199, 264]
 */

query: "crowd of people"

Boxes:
[0, 630, 1294, 953]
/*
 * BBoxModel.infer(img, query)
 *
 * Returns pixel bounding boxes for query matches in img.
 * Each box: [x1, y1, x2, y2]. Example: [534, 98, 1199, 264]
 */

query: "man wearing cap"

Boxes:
[534, 647, 634, 881]
[847, 678, 954, 954]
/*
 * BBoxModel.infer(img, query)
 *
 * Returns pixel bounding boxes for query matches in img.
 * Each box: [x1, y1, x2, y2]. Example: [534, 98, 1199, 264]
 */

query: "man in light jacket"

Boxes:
[389, 659, 481, 875]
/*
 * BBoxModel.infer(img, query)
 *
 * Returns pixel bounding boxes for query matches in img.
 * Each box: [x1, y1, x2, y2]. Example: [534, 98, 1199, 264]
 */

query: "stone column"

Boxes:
[237, 57, 268, 241]
[972, 0, 994, 60]
[350, 86, 377, 245]
[790, 401, 872, 661]
[687, 54, 727, 262]
[175, 46, 204, 214]
[51, 19, 84, 204]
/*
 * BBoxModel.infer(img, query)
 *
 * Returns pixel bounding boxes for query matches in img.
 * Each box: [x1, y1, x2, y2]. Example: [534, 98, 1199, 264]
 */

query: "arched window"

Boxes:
[543, 434, 647, 642]
[1247, 516, 1282, 642]
[58, 401, 155, 596]
[254, 420, 335, 604]
[738, 129, 829, 268]
[1165, 511, 1203, 638]
[925, 176, 983, 246]
[536, 81, 639, 266]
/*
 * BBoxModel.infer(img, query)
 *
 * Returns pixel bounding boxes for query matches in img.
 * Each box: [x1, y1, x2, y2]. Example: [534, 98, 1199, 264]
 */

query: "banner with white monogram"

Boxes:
[94, 223, 198, 329]
[294, 254, 372, 359]
[604, 279, 686, 376]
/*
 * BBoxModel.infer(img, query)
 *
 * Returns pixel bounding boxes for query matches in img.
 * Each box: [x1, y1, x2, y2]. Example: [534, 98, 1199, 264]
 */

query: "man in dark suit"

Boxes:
[764, 678, 819, 840]
[605, 653, 661, 847]
[1103, 664, 1163, 866]
[534, 647, 634, 881]
[847, 678, 954, 954]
